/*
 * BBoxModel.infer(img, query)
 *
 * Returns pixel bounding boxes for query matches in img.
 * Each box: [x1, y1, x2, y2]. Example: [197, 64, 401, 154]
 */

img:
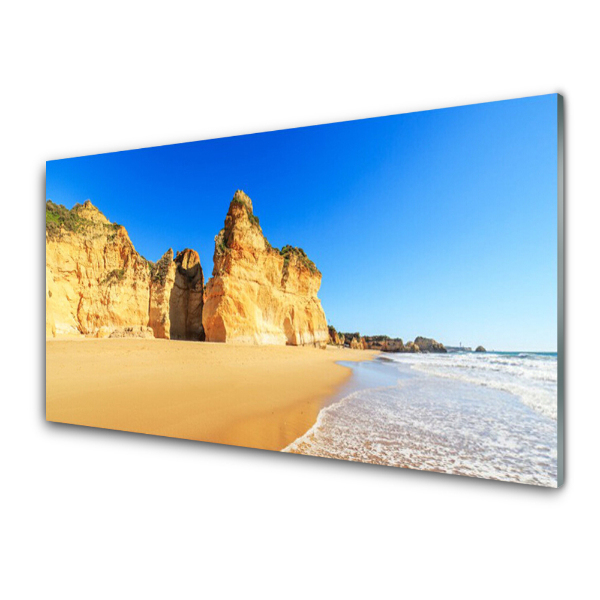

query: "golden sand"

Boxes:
[46, 339, 376, 451]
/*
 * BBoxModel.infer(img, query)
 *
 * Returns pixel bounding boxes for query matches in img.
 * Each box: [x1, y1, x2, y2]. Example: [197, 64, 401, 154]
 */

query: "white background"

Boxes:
[2, 1, 598, 598]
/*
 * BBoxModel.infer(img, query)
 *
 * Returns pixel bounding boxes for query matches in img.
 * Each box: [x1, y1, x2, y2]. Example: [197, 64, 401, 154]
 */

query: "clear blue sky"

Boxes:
[46, 94, 558, 351]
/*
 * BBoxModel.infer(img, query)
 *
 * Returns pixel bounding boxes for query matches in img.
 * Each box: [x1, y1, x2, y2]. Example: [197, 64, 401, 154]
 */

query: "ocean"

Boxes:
[284, 351, 558, 487]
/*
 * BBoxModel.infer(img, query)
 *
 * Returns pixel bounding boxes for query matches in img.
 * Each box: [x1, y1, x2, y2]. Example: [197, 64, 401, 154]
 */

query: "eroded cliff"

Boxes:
[46, 200, 154, 337]
[169, 249, 204, 341]
[46, 200, 203, 340]
[202, 191, 329, 347]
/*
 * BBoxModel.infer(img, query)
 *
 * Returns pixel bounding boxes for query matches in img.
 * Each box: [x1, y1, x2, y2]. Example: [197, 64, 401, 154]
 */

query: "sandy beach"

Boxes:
[46, 339, 376, 451]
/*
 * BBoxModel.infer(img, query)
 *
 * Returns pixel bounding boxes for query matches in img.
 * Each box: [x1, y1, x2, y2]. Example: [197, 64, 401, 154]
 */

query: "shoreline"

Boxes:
[284, 354, 558, 486]
[46, 338, 378, 452]
[283, 357, 403, 454]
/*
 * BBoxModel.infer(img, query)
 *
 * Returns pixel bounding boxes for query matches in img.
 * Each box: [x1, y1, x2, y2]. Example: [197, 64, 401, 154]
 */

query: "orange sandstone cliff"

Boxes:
[45, 200, 202, 339]
[147, 248, 204, 340]
[46, 200, 154, 337]
[46, 193, 328, 345]
[169, 248, 204, 341]
[202, 191, 329, 347]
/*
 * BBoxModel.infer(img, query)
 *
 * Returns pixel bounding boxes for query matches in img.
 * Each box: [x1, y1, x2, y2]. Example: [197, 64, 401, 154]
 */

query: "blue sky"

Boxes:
[46, 94, 558, 351]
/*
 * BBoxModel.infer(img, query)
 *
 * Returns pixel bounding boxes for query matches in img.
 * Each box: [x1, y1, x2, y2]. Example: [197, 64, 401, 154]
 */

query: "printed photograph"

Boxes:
[46, 94, 561, 486]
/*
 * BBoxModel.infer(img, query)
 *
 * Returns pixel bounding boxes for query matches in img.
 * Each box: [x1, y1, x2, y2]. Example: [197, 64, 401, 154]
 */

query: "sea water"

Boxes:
[284, 352, 558, 486]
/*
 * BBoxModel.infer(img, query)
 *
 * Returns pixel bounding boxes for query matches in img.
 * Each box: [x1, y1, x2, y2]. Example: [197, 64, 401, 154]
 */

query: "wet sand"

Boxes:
[46, 339, 377, 451]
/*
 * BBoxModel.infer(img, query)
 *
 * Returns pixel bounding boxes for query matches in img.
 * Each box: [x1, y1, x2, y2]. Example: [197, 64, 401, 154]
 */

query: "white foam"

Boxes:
[283, 389, 367, 454]
[283, 354, 558, 487]
[386, 352, 557, 420]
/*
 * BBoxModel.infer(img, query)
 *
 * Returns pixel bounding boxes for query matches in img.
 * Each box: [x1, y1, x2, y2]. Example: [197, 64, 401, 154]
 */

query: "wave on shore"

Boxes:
[389, 351, 558, 420]
[284, 352, 558, 487]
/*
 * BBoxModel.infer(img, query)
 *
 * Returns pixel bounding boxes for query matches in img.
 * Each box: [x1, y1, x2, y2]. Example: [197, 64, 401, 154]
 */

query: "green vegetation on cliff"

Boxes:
[214, 192, 321, 278]
[150, 251, 173, 285]
[214, 229, 229, 257]
[100, 268, 126, 285]
[279, 245, 319, 274]
[46, 201, 87, 235]
[46, 200, 120, 238]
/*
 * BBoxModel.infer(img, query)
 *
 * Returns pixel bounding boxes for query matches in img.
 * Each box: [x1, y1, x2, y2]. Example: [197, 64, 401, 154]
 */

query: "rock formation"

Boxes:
[414, 336, 447, 353]
[46, 200, 154, 337]
[46, 195, 448, 352]
[359, 335, 405, 352]
[334, 331, 446, 353]
[202, 191, 329, 347]
[475, 345, 486, 352]
[169, 249, 204, 341]
[148, 248, 204, 341]
[382, 339, 405, 352]
[339, 332, 365, 350]
[328, 326, 342, 346]
[46, 200, 203, 340]
[148, 250, 177, 339]
[349, 336, 364, 350]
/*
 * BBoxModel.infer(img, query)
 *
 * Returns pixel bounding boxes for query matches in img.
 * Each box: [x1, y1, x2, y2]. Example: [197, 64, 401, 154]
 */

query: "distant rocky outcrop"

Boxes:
[383, 339, 405, 352]
[45, 200, 203, 340]
[362, 335, 405, 352]
[332, 330, 447, 353]
[414, 336, 447, 353]
[328, 326, 342, 346]
[350, 336, 367, 350]
[475, 345, 486, 353]
[202, 191, 329, 347]
[338, 332, 367, 350]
